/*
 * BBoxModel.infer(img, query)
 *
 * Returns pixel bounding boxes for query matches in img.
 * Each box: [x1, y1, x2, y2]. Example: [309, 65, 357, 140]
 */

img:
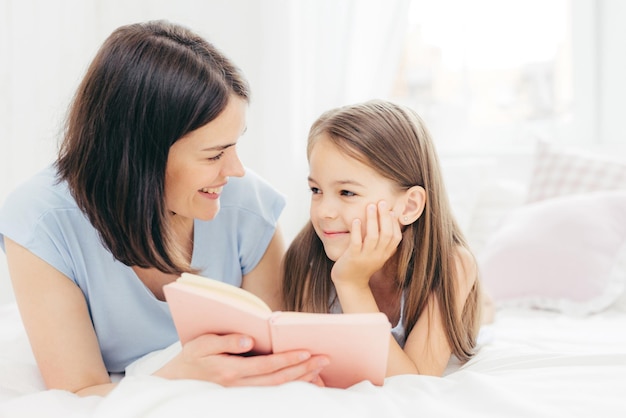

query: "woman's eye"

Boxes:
[340, 190, 356, 197]
[208, 152, 224, 161]
[310, 187, 321, 194]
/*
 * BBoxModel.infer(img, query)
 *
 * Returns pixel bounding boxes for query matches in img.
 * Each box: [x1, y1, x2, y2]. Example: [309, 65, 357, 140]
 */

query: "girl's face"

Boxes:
[165, 96, 246, 223]
[308, 134, 405, 261]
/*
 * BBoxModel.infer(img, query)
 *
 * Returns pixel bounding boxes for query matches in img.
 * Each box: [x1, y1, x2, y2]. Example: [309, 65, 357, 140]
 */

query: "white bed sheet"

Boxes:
[1, 302, 625, 418]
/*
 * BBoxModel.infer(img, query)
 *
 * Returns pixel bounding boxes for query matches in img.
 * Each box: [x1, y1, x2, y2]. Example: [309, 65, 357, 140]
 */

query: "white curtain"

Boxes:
[242, 0, 411, 240]
[0, 0, 410, 243]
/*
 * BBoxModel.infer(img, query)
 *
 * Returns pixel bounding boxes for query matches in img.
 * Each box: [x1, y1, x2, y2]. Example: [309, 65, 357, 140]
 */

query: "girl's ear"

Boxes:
[399, 186, 426, 225]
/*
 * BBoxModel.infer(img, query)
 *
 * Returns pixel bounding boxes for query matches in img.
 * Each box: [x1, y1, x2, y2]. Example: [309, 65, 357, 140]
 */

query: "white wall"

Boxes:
[1, 0, 626, 305]
[0, 0, 302, 305]
[0, 0, 407, 304]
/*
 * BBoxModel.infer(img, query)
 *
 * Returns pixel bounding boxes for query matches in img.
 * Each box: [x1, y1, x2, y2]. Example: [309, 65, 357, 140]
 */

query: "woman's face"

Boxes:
[165, 96, 246, 222]
[307, 134, 405, 261]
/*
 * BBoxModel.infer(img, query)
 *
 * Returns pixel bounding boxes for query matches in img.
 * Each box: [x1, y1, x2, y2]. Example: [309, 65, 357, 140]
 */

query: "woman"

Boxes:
[0, 20, 327, 396]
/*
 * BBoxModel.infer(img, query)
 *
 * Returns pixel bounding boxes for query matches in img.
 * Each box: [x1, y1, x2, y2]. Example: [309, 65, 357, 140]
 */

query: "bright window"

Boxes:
[391, 0, 572, 153]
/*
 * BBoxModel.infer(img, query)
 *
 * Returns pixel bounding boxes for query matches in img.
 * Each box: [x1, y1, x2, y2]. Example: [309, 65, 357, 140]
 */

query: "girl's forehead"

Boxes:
[310, 134, 362, 160]
[310, 137, 360, 165]
[309, 141, 390, 185]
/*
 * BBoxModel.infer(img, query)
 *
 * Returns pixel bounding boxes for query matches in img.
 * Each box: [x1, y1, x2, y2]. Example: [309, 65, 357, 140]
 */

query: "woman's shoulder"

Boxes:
[221, 168, 286, 215]
[0, 165, 81, 247]
[0, 167, 87, 258]
[1, 165, 76, 215]
[224, 167, 281, 194]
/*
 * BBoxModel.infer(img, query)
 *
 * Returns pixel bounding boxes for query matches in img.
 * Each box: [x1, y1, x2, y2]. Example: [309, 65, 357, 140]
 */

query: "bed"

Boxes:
[1, 140, 626, 417]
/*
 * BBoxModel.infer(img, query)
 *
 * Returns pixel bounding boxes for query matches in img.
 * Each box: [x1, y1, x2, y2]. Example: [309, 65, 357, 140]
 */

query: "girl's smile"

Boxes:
[307, 134, 405, 261]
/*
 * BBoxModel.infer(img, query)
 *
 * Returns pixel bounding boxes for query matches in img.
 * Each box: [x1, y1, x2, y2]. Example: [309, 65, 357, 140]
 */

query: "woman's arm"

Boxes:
[240, 225, 286, 310]
[160, 224, 328, 386]
[5, 237, 113, 393]
[5, 232, 327, 396]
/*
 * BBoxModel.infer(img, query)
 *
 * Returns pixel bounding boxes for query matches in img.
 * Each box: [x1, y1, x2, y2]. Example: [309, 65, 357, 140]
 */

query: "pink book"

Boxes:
[163, 273, 391, 388]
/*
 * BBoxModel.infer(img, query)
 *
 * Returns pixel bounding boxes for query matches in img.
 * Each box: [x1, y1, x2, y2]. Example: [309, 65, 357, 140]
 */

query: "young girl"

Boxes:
[282, 99, 482, 377]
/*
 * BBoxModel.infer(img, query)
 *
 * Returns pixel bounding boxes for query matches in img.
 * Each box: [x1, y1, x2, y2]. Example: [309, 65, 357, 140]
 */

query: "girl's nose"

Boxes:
[316, 197, 338, 220]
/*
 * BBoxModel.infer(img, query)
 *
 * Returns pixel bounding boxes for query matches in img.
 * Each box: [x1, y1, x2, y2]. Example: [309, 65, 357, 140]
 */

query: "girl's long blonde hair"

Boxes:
[282, 100, 481, 361]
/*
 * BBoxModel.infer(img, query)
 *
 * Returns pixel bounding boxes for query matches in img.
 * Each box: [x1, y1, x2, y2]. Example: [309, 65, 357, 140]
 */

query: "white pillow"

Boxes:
[465, 179, 527, 257]
[526, 140, 626, 203]
[479, 191, 626, 316]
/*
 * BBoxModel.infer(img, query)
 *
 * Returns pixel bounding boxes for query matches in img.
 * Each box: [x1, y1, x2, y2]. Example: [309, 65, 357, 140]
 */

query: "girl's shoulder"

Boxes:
[453, 245, 478, 297]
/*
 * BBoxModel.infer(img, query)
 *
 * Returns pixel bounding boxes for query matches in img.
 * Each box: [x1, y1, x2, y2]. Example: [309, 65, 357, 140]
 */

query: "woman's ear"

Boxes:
[399, 186, 426, 225]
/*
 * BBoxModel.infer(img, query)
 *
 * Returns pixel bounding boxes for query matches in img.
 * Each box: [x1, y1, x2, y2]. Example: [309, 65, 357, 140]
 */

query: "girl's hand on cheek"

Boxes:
[331, 201, 402, 288]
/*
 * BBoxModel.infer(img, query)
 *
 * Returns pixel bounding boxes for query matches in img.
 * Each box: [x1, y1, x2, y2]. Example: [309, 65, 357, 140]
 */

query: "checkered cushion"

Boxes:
[526, 141, 626, 202]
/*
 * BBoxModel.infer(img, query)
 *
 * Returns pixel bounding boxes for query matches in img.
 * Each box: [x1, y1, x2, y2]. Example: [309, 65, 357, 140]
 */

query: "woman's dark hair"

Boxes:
[56, 20, 250, 274]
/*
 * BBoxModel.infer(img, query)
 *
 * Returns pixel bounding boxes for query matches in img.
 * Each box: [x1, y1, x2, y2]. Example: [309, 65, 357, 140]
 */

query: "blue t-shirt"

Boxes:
[0, 165, 285, 372]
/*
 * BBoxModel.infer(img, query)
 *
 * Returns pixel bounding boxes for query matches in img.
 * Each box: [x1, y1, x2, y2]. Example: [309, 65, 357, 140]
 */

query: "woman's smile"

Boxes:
[199, 184, 225, 200]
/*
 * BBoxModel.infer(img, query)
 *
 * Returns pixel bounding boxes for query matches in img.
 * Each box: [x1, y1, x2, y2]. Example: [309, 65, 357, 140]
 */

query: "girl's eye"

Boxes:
[310, 187, 321, 194]
[208, 152, 224, 161]
[340, 190, 356, 197]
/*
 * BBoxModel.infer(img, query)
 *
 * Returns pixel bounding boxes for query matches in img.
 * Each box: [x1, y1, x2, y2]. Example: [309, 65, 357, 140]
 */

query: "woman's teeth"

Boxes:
[200, 187, 222, 194]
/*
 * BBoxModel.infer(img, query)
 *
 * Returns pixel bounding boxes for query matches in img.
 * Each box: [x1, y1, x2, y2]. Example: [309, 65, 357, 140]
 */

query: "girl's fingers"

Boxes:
[364, 203, 379, 250]
[381, 204, 402, 252]
[377, 201, 395, 248]
[390, 211, 403, 246]
[349, 201, 401, 259]
[350, 218, 362, 249]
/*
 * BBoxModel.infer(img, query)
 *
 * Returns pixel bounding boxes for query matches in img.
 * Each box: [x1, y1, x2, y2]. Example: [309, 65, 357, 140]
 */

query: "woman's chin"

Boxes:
[195, 207, 220, 221]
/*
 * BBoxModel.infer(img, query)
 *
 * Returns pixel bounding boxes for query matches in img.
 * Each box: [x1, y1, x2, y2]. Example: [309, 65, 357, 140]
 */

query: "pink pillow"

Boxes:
[526, 141, 626, 203]
[480, 191, 626, 315]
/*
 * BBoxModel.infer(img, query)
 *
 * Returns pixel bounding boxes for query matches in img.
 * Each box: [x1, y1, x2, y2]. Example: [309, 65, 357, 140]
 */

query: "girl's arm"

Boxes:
[334, 246, 476, 377]
[331, 203, 477, 377]
[5, 236, 327, 396]
[400, 246, 477, 376]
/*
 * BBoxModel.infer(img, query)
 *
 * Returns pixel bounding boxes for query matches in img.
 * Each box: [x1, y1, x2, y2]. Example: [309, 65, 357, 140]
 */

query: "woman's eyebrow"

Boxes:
[201, 143, 236, 152]
[201, 127, 245, 152]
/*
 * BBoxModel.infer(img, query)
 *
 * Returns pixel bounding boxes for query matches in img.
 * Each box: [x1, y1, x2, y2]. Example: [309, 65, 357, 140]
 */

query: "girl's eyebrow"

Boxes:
[307, 176, 365, 188]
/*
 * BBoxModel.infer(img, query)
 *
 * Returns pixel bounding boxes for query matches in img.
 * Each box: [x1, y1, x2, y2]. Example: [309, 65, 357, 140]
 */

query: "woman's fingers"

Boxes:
[185, 333, 254, 358]
[178, 333, 330, 386]
[235, 353, 330, 387]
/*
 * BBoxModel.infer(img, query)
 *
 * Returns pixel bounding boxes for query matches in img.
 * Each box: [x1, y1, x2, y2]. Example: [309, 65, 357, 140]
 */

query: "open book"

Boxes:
[163, 272, 391, 388]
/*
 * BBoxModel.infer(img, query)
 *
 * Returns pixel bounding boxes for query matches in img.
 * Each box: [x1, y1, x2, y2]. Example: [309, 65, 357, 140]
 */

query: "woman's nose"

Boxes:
[223, 148, 245, 178]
